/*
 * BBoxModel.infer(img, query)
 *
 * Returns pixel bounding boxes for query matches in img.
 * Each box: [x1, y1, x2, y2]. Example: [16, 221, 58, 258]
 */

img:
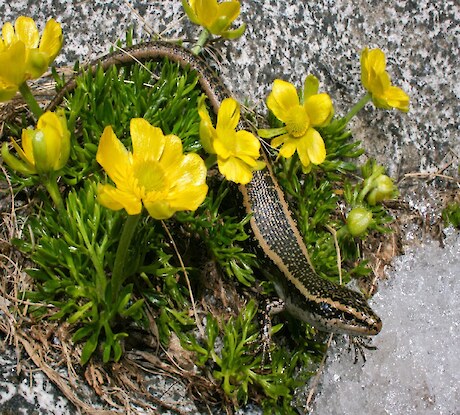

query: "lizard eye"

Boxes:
[319, 302, 333, 316]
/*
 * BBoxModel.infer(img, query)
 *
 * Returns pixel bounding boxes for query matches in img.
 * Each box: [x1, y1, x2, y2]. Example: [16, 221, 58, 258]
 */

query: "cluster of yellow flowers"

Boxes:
[1, 3, 410, 221]
[0, 16, 62, 101]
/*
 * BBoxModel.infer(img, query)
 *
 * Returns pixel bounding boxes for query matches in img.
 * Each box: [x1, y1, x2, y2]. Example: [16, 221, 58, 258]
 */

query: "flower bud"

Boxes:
[367, 174, 395, 205]
[182, 0, 245, 39]
[0, 17, 63, 101]
[347, 207, 373, 237]
[3, 110, 70, 177]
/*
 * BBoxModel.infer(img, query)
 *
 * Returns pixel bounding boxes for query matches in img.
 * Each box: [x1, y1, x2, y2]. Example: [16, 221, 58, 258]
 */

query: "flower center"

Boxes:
[285, 105, 310, 138]
[133, 159, 168, 196]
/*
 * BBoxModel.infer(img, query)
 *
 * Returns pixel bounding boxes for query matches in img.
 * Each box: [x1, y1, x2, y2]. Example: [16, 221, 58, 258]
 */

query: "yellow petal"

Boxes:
[302, 128, 326, 165]
[303, 74, 319, 100]
[384, 85, 410, 112]
[208, 1, 240, 34]
[54, 109, 70, 170]
[214, 128, 258, 161]
[98, 183, 142, 215]
[304, 93, 334, 127]
[199, 118, 216, 154]
[15, 16, 39, 49]
[217, 97, 240, 131]
[237, 154, 258, 168]
[195, 0, 218, 27]
[182, 0, 200, 24]
[267, 79, 299, 124]
[130, 118, 165, 162]
[36, 111, 63, 170]
[296, 139, 311, 169]
[39, 18, 63, 63]
[216, 1, 240, 23]
[25, 49, 49, 79]
[198, 96, 216, 153]
[271, 133, 289, 148]
[144, 200, 176, 220]
[2, 22, 16, 46]
[218, 156, 253, 184]
[278, 138, 298, 159]
[213, 134, 232, 159]
[254, 160, 266, 171]
[0, 40, 26, 86]
[33, 111, 70, 171]
[167, 183, 208, 212]
[367, 48, 386, 74]
[361, 48, 387, 92]
[159, 134, 184, 167]
[374, 70, 391, 96]
[234, 130, 261, 158]
[96, 126, 131, 187]
[19, 130, 35, 165]
[167, 153, 207, 190]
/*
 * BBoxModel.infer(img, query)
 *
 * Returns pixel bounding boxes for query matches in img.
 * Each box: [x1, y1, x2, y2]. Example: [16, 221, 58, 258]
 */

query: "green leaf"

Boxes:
[81, 328, 101, 365]
[120, 299, 144, 319]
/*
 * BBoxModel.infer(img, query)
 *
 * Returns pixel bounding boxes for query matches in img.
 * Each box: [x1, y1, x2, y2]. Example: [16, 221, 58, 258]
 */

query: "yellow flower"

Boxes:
[259, 75, 333, 170]
[1, 109, 70, 176]
[182, 0, 245, 38]
[96, 119, 208, 220]
[0, 16, 63, 101]
[198, 97, 265, 185]
[361, 47, 409, 112]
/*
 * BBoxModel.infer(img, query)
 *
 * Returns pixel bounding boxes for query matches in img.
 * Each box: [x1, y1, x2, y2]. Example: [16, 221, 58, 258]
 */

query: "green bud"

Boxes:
[367, 174, 395, 205]
[30, 129, 51, 174]
[347, 207, 373, 237]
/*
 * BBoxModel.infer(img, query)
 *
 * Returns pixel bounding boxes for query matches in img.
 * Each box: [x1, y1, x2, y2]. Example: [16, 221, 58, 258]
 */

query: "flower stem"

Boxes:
[191, 28, 210, 56]
[287, 153, 299, 181]
[204, 154, 217, 170]
[19, 82, 44, 120]
[43, 177, 64, 211]
[111, 214, 141, 301]
[343, 93, 371, 124]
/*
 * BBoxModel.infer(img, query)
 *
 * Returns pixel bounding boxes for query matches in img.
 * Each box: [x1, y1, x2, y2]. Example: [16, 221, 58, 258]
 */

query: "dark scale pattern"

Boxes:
[246, 166, 381, 334]
[246, 168, 314, 280]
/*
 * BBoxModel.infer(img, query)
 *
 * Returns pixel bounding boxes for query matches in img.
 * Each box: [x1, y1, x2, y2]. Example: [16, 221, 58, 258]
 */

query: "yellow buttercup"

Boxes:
[361, 47, 409, 112]
[96, 118, 208, 220]
[0, 16, 63, 101]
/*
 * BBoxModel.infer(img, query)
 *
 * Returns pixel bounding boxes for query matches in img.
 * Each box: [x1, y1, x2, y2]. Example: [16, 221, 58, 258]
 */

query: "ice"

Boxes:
[312, 228, 460, 415]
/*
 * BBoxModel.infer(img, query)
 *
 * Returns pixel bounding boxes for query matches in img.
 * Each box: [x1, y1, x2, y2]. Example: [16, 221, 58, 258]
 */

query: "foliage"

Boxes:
[442, 202, 460, 229]
[2, 33, 399, 413]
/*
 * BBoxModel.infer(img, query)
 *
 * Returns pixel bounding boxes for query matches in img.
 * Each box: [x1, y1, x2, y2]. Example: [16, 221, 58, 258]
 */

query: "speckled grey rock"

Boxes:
[1, 0, 458, 177]
[0, 336, 73, 414]
[0, 1, 458, 414]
